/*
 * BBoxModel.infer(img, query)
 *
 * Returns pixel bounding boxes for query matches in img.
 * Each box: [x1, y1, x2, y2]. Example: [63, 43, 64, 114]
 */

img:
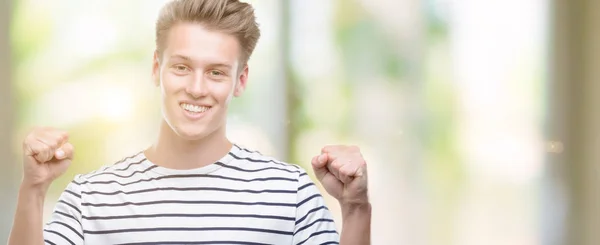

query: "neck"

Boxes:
[145, 120, 232, 170]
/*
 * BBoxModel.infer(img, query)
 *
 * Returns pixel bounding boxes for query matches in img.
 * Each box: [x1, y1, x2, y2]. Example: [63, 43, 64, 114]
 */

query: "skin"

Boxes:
[8, 22, 370, 245]
[313, 145, 372, 245]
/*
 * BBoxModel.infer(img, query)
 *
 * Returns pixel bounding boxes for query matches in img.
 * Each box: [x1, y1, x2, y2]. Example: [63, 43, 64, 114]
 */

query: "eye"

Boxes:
[209, 70, 225, 76]
[171, 64, 190, 74]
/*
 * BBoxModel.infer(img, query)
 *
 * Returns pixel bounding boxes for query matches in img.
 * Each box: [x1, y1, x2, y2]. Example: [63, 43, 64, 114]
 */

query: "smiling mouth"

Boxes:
[180, 103, 211, 113]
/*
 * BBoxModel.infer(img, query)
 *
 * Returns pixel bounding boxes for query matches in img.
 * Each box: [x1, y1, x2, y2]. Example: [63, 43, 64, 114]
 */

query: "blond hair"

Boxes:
[155, 0, 261, 65]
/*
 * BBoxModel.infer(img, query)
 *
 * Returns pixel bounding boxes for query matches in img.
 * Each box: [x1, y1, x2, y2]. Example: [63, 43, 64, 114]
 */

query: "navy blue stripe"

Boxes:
[299, 172, 308, 177]
[295, 230, 339, 245]
[85, 154, 145, 179]
[215, 161, 299, 174]
[294, 218, 335, 235]
[82, 200, 296, 207]
[63, 189, 80, 199]
[112, 154, 144, 171]
[55, 211, 81, 225]
[76, 174, 296, 186]
[233, 146, 298, 170]
[233, 144, 262, 155]
[89, 162, 155, 179]
[228, 152, 295, 169]
[295, 206, 328, 225]
[297, 194, 322, 207]
[83, 213, 295, 221]
[84, 165, 111, 178]
[44, 239, 57, 245]
[298, 183, 314, 191]
[44, 229, 75, 245]
[115, 152, 140, 164]
[47, 221, 84, 240]
[58, 200, 81, 214]
[84, 227, 294, 235]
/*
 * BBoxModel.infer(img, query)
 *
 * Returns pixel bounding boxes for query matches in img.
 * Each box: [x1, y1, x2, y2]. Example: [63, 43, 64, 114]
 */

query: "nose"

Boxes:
[185, 73, 208, 98]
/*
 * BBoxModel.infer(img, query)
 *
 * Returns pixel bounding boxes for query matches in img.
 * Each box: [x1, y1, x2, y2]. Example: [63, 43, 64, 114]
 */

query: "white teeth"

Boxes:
[181, 103, 210, 113]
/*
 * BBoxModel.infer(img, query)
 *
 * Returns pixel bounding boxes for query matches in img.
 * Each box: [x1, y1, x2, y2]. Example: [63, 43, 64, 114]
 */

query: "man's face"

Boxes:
[153, 22, 248, 141]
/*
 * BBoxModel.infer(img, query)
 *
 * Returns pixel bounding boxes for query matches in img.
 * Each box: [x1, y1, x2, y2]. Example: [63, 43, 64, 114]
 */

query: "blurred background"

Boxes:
[1, 0, 599, 244]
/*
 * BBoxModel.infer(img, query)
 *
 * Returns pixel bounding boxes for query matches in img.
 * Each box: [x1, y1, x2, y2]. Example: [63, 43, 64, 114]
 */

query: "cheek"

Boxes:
[161, 73, 187, 94]
[211, 82, 236, 103]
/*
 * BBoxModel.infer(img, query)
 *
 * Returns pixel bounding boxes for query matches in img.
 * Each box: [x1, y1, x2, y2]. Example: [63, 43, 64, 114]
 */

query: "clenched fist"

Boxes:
[311, 145, 369, 206]
[22, 127, 74, 189]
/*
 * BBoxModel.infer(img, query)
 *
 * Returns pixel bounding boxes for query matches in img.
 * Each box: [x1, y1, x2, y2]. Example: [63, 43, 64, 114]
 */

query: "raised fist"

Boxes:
[311, 145, 369, 206]
[21, 127, 74, 189]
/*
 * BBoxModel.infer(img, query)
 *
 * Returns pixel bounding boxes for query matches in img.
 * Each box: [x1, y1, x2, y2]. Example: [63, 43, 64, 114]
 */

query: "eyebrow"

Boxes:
[169, 54, 192, 61]
[210, 63, 233, 70]
[168, 54, 233, 69]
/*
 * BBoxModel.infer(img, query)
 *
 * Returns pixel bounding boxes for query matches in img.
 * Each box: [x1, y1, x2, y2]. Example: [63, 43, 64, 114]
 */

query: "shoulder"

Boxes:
[74, 151, 148, 183]
[230, 145, 319, 193]
[230, 144, 304, 174]
[229, 144, 319, 185]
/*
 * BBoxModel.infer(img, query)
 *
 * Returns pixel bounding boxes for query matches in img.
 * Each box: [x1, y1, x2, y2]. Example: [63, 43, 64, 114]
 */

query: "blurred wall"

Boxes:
[551, 0, 600, 244]
[0, 0, 17, 242]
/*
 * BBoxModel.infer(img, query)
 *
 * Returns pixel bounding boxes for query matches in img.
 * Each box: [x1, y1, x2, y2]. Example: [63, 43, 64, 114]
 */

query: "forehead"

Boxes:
[162, 22, 241, 65]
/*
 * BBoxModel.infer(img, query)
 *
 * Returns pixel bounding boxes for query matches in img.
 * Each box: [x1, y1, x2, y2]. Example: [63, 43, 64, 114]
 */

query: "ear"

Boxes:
[234, 65, 249, 97]
[152, 51, 160, 87]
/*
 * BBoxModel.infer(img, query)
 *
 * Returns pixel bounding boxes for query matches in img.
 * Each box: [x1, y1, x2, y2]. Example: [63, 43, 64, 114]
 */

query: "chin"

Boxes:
[172, 123, 216, 141]
[174, 128, 209, 141]
[162, 110, 224, 141]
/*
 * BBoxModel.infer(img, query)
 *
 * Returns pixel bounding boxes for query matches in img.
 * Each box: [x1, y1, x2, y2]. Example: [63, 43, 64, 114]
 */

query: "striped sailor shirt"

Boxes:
[43, 144, 340, 245]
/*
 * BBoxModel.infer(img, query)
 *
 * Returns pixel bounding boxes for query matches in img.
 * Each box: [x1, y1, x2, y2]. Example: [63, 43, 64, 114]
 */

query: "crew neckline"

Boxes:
[140, 143, 243, 176]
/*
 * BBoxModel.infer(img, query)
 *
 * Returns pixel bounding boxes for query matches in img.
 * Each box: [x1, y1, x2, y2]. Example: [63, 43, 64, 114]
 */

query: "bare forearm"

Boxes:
[340, 202, 372, 245]
[8, 185, 47, 245]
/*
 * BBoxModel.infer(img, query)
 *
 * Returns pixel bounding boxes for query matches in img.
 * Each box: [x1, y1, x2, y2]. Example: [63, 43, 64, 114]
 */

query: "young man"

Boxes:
[8, 0, 371, 244]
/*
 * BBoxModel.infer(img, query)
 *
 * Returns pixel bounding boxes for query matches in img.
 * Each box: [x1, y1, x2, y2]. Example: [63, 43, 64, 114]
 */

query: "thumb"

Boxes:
[311, 153, 329, 182]
[55, 142, 74, 160]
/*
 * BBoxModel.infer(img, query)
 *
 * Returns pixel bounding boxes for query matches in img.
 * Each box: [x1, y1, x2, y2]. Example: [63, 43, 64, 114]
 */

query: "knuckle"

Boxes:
[39, 144, 51, 153]
[331, 159, 344, 168]
[340, 167, 353, 175]
[23, 134, 36, 146]
[58, 133, 68, 142]
[46, 140, 59, 150]
[24, 131, 37, 143]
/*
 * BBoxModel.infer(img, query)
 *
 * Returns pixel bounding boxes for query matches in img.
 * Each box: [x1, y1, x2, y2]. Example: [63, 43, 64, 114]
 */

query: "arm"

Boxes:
[8, 127, 81, 245]
[9, 178, 84, 245]
[340, 202, 372, 245]
[8, 185, 47, 245]
[311, 145, 372, 245]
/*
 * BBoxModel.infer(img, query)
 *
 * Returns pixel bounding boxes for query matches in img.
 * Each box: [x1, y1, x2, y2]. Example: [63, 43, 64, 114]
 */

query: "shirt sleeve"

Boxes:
[292, 168, 340, 245]
[43, 175, 85, 245]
